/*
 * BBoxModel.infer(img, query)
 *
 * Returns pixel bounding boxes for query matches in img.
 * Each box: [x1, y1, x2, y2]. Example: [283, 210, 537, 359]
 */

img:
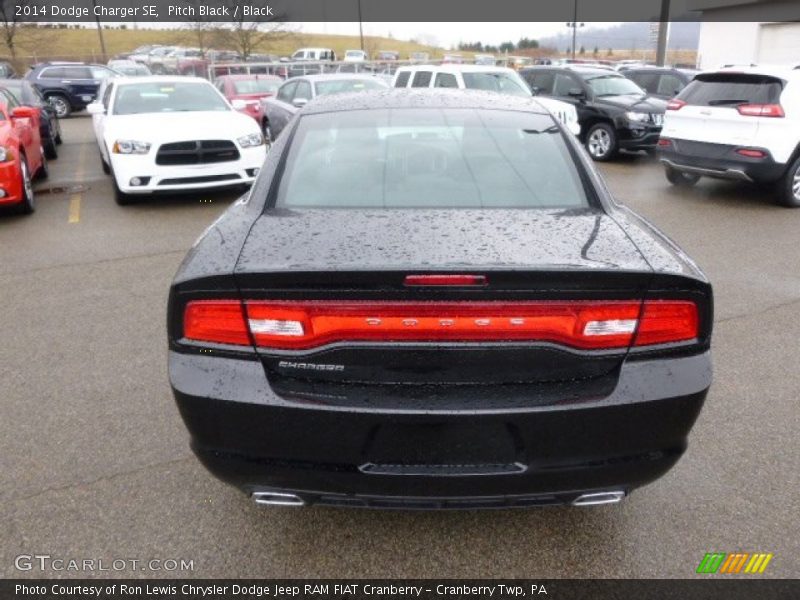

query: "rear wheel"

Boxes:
[36, 147, 49, 180]
[263, 120, 273, 144]
[665, 165, 700, 188]
[585, 123, 618, 161]
[15, 158, 35, 214]
[48, 94, 71, 118]
[778, 156, 800, 208]
[44, 136, 58, 159]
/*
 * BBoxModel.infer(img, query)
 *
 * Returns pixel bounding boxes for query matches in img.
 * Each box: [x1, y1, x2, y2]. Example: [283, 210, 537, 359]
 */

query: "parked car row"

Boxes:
[0, 82, 52, 214]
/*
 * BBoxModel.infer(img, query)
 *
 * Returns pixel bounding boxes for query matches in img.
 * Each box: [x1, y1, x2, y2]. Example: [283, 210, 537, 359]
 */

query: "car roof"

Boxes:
[111, 75, 212, 85]
[300, 88, 550, 116]
[397, 64, 516, 74]
[709, 65, 800, 80]
[218, 74, 282, 81]
[293, 73, 386, 83]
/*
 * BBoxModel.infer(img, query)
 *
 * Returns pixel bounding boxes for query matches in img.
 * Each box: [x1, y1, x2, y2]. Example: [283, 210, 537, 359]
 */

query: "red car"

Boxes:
[214, 74, 282, 125]
[0, 93, 47, 215]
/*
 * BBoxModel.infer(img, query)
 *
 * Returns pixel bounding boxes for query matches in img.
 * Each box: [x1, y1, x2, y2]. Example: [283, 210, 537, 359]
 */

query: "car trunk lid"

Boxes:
[233, 208, 654, 386]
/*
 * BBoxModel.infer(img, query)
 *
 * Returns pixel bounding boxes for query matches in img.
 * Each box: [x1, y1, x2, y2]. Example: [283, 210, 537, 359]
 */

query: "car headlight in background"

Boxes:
[112, 140, 151, 154]
[625, 111, 650, 123]
[237, 133, 265, 148]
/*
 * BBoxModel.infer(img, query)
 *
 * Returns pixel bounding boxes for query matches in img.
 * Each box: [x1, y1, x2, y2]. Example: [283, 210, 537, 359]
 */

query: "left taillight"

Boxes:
[183, 300, 251, 346]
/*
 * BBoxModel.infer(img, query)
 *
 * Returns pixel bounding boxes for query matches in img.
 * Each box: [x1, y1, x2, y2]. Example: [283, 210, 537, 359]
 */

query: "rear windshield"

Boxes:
[275, 108, 588, 209]
[678, 73, 784, 106]
[233, 79, 280, 94]
[314, 78, 386, 96]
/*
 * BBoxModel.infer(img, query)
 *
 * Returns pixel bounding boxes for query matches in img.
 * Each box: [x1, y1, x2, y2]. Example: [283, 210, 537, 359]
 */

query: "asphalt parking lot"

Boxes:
[1, 114, 798, 579]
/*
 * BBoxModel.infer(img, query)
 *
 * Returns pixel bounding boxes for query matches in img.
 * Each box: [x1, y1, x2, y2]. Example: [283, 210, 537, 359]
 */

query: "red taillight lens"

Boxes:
[735, 148, 767, 158]
[634, 300, 698, 347]
[183, 301, 250, 346]
[183, 299, 700, 350]
[244, 300, 642, 350]
[736, 103, 784, 118]
[404, 274, 487, 287]
[657, 138, 672, 147]
[666, 99, 686, 111]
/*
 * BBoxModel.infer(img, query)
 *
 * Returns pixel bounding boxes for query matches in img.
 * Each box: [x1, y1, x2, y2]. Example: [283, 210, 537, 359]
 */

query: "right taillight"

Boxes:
[634, 300, 698, 347]
[666, 99, 687, 111]
[736, 103, 784, 118]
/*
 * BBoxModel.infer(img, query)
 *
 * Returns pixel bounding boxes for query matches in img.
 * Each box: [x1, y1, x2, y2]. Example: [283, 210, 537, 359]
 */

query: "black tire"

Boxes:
[47, 94, 71, 118]
[110, 164, 136, 205]
[263, 120, 273, 144]
[584, 123, 618, 161]
[35, 148, 48, 180]
[15, 157, 35, 215]
[101, 155, 110, 175]
[665, 165, 700, 188]
[44, 136, 58, 160]
[777, 155, 800, 208]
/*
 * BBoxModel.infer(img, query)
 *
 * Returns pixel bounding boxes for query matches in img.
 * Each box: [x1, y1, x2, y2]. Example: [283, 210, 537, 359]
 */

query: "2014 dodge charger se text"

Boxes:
[168, 90, 713, 509]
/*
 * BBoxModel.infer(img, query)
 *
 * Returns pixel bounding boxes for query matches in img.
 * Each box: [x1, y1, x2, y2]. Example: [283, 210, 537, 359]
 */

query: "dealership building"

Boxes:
[692, 0, 800, 69]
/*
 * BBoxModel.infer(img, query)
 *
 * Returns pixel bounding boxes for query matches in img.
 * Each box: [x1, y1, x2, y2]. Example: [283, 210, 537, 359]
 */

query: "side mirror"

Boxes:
[86, 102, 105, 115]
[292, 97, 309, 108]
[231, 99, 247, 110]
[567, 88, 586, 99]
[11, 106, 36, 119]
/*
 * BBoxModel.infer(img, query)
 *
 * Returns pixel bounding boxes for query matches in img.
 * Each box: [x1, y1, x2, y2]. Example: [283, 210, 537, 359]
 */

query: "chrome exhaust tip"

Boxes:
[572, 491, 626, 506]
[252, 491, 306, 507]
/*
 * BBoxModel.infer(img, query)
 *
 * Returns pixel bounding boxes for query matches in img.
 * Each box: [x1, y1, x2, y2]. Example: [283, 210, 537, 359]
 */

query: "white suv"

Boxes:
[659, 66, 800, 207]
[393, 65, 580, 136]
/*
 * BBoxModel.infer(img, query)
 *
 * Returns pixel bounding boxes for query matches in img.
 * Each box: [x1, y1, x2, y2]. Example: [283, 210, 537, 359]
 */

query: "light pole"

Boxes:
[91, 0, 107, 61]
[655, 0, 671, 67]
[357, 0, 364, 51]
[566, 0, 584, 61]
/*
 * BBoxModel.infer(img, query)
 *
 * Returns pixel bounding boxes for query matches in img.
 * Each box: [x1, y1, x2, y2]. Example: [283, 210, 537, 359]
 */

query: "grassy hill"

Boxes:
[5, 26, 443, 66]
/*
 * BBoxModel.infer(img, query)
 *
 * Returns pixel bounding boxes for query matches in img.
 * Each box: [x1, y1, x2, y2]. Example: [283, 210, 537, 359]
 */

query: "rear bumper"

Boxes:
[658, 141, 787, 183]
[170, 350, 711, 507]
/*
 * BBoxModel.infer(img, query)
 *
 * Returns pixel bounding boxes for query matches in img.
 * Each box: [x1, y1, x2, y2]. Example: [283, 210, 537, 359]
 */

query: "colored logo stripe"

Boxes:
[697, 553, 726, 574]
[697, 553, 773, 574]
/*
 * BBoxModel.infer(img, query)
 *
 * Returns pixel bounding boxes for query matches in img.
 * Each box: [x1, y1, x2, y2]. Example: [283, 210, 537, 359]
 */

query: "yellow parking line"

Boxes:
[68, 194, 81, 223]
[67, 137, 88, 224]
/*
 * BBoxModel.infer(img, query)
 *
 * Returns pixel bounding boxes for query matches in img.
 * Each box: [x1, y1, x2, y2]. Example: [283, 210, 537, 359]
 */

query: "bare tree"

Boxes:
[180, 0, 222, 57]
[215, 0, 294, 59]
[0, 0, 47, 61]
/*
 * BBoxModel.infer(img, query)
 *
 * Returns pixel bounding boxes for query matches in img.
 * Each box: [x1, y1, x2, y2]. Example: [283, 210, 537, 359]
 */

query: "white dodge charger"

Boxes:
[89, 76, 267, 205]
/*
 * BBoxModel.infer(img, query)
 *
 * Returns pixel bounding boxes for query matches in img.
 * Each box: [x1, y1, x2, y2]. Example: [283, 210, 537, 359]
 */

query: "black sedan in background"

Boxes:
[0, 78, 62, 159]
[168, 90, 713, 509]
[622, 67, 698, 100]
[520, 66, 667, 161]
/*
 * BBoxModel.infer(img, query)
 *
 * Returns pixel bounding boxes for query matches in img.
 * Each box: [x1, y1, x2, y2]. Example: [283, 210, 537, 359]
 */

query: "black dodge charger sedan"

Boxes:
[168, 90, 712, 509]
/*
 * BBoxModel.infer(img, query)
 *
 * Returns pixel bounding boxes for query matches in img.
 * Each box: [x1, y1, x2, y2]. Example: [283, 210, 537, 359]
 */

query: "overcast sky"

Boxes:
[296, 22, 616, 48]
